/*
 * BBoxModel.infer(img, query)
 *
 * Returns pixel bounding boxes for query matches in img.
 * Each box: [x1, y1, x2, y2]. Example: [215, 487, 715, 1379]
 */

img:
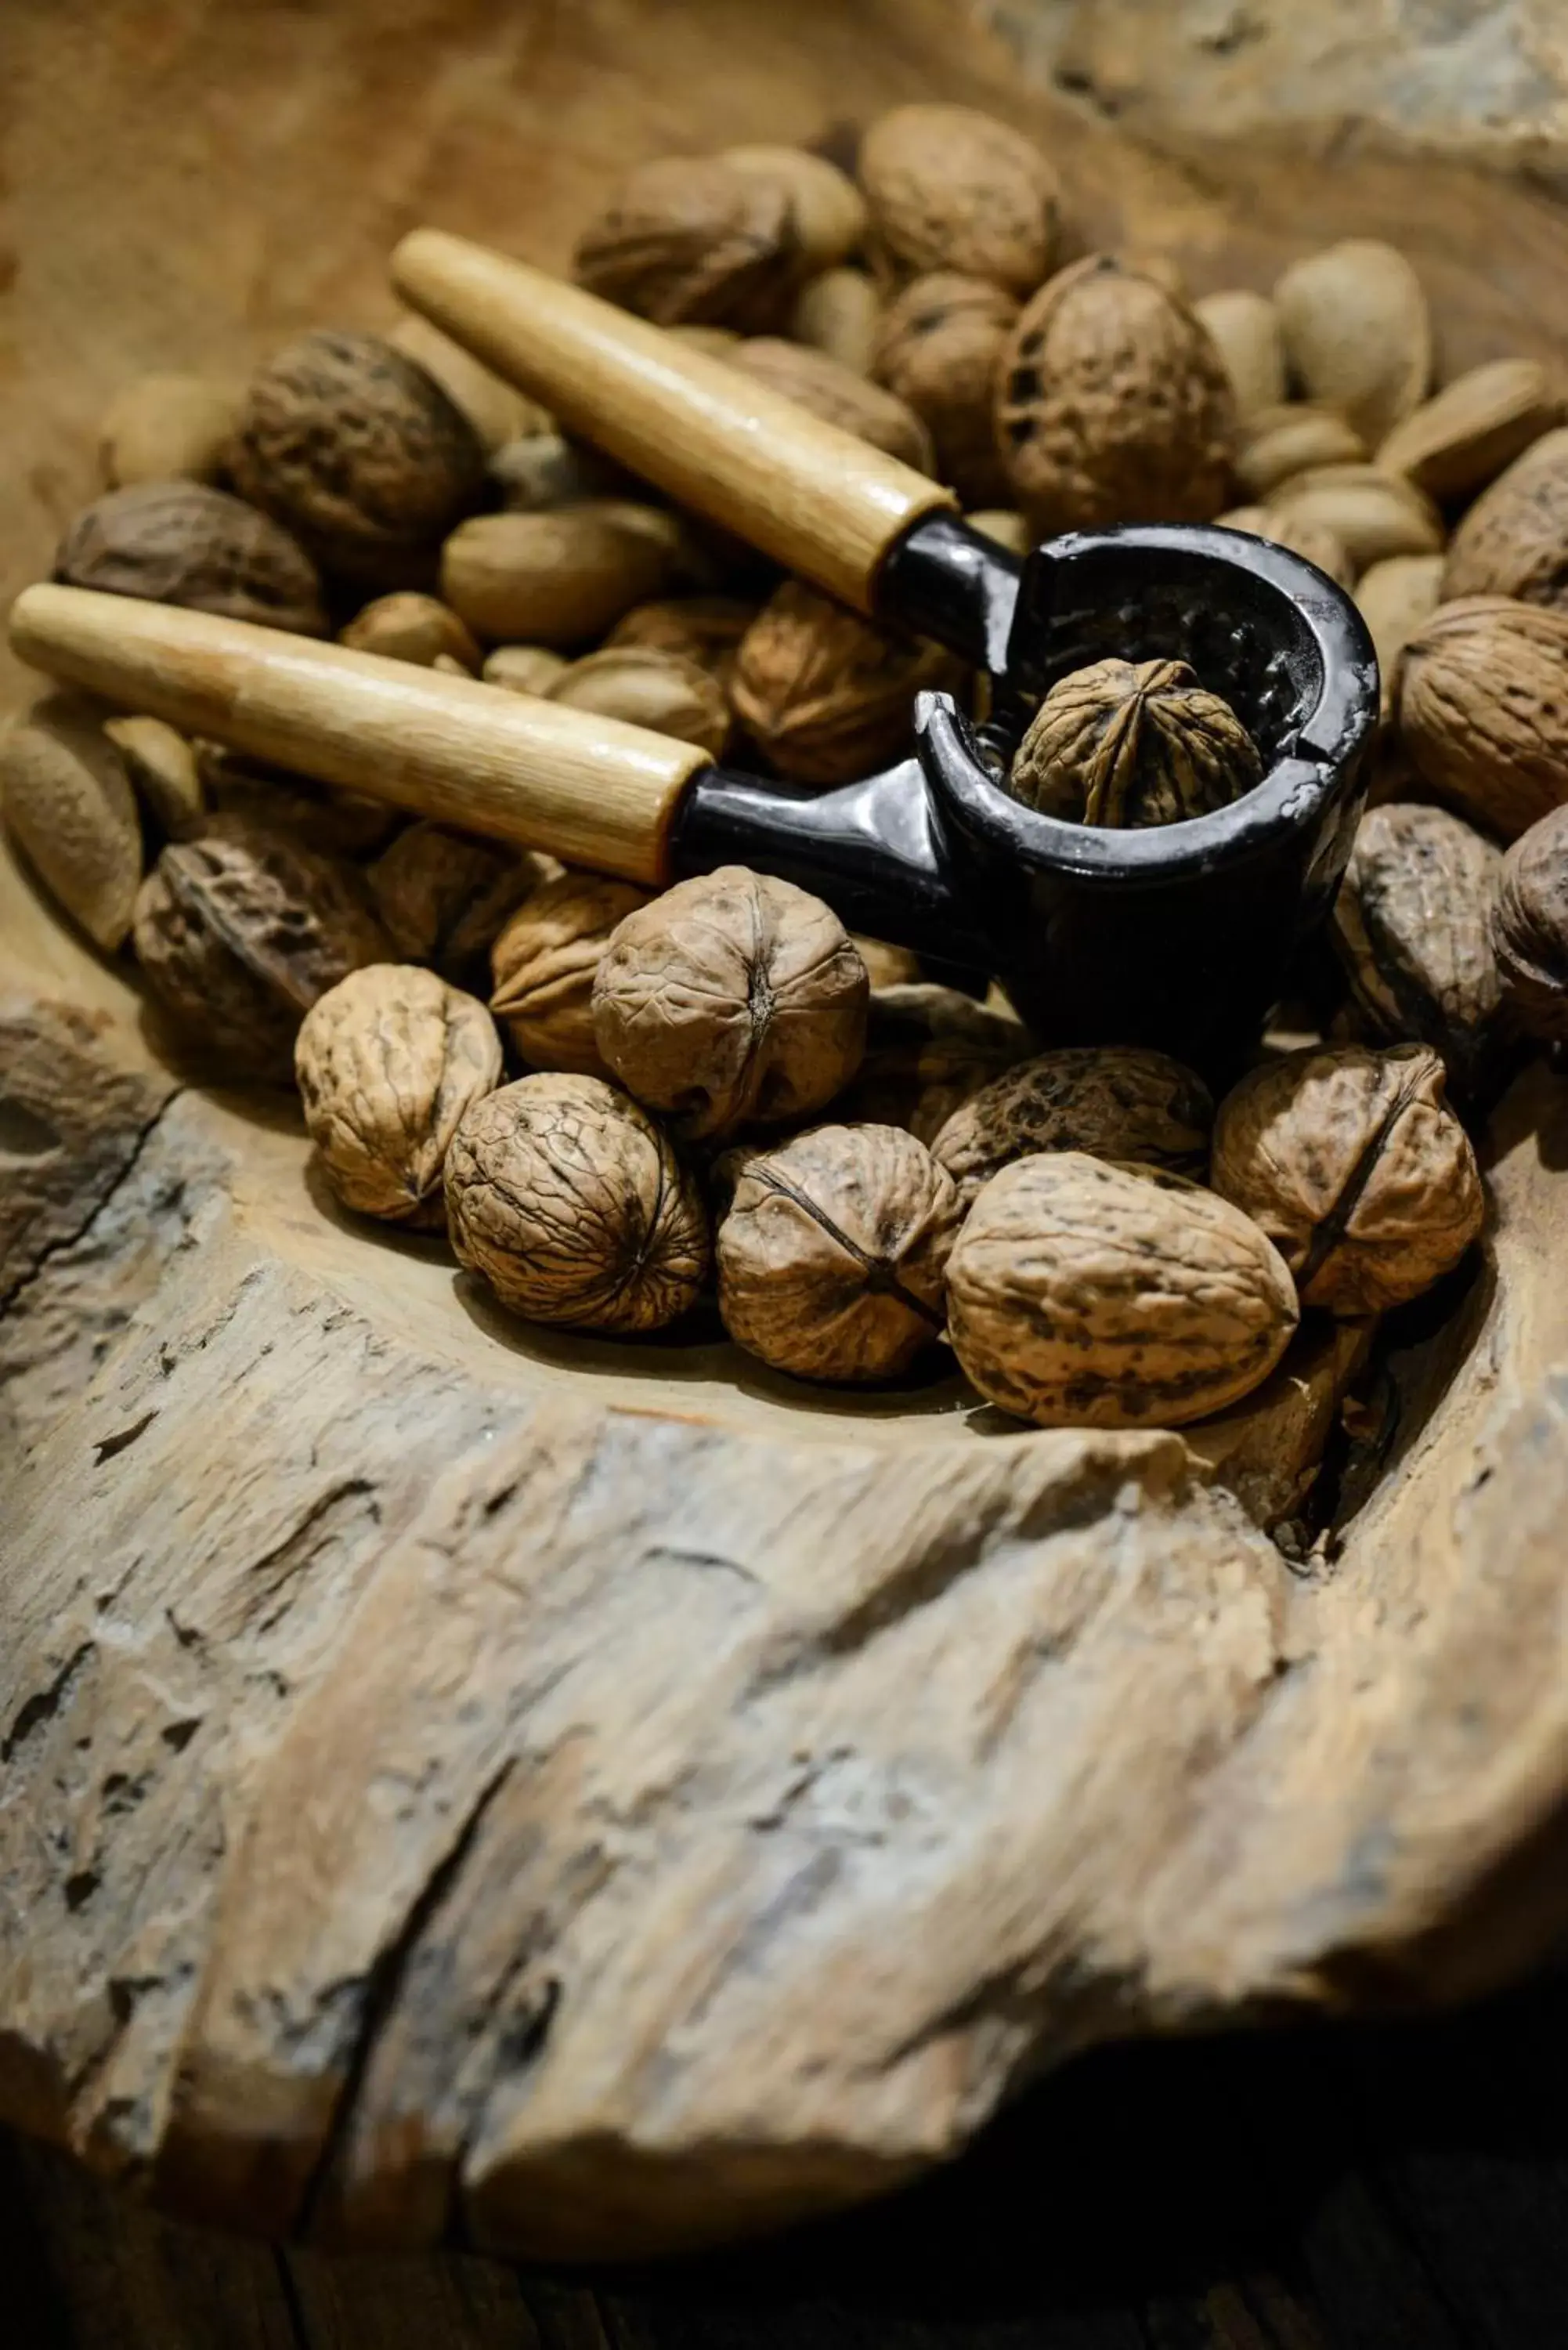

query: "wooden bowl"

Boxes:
[6, 0, 1568, 2265]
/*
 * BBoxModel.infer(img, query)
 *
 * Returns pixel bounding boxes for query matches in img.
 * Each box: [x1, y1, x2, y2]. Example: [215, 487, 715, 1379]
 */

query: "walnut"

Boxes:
[445, 1072, 708, 1332]
[591, 867, 868, 1141]
[54, 481, 327, 636]
[340, 592, 482, 671]
[836, 982, 1031, 1143]
[727, 338, 933, 472]
[1274, 240, 1432, 448]
[132, 815, 391, 1083]
[294, 964, 503, 1226]
[731, 580, 963, 785]
[946, 1154, 1298, 1428]
[0, 693, 143, 950]
[227, 331, 487, 586]
[1210, 1043, 1484, 1315]
[717, 1123, 960, 1382]
[1398, 596, 1568, 841]
[1009, 658, 1262, 828]
[720, 145, 868, 272]
[547, 646, 731, 755]
[605, 595, 758, 685]
[1490, 806, 1568, 1044]
[490, 871, 652, 1075]
[441, 503, 682, 646]
[1329, 802, 1504, 1094]
[858, 104, 1060, 296]
[573, 155, 801, 331]
[98, 371, 240, 489]
[103, 714, 206, 841]
[1442, 428, 1568, 611]
[932, 1044, 1212, 1210]
[872, 273, 1019, 506]
[368, 822, 545, 983]
[996, 257, 1236, 533]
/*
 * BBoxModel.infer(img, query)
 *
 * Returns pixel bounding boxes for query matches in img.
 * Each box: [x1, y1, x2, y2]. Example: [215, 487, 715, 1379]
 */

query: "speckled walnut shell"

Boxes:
[932, 1044, 1212, 1210]
[132, 815, 391, 1083]
[591, 866, 869, 1142]
[836, 982, 1032, 1144]
[54, 481, 328, 636]
[731, 580, 963, 785]
[1210, 1043, 1484, 1317]
[996, 257, 1237, 533]
[1442, 429, 1568, 612]
[489, 872, 652, 1076]
[946, 1154, 1298, 1430]
[717, 1123, 960, 1382]
[573, 155, 801, 330]
[227, 331, 488, 585]
[728, 338, 934, 472]
[872, 272, 1018, 506]
[1398, 597, 1568, 842]
[195, 747, 403, 859]
[1490, 805, 1568, 1044]
[1010, 657, 1262, 828]
[445, 1072, 709, 1332]
[294, 964, 504, 1226]
[857, 104, 1060, 297]
[367, 822, 545, 984]
[1329, 802, 1504, 1094]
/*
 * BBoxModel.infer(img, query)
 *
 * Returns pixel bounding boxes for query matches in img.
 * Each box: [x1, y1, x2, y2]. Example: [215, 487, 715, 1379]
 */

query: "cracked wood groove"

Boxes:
[5, 0, 1568, 2263]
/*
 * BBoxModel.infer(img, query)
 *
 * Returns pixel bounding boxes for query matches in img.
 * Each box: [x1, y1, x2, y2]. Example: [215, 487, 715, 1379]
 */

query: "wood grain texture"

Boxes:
[391, 233, 955, 613]
[7, 0, 1568, 2269]
[9, 588, 707, 883]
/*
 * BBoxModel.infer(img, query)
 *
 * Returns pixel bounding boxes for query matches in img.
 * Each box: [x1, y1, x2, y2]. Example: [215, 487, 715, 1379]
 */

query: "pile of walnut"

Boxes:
[6, 103, 1568, 1430]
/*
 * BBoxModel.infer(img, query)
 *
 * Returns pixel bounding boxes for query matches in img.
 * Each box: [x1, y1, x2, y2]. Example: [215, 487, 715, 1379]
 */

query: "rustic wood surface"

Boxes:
[7, 0, 1568, 2269]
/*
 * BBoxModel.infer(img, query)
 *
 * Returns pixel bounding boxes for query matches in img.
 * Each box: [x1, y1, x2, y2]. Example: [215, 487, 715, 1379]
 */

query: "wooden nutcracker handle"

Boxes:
[9, 586, 707, 884]
[390, 228, 957, 614]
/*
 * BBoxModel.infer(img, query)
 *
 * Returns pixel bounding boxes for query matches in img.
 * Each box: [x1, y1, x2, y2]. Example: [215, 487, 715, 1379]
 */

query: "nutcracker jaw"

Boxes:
[677, 520, 1381, 1069]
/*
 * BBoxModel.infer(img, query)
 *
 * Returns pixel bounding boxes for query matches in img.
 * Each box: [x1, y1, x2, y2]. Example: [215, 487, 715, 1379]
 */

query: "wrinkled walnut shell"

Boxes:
[54, 481, 327, 636]
[368, 822, 544, 983]
[1329, 801, 1503, 1094]
[445, 1072, 709, 1332]
[228, 330, 487, 585]
[717, 1123, 960, 1382]
[858, 104, 1060, 296]
[1210, 1042, 1484, 1316]
[574, 155, 801, 331]
[947, 1154, 1298, 1429]
[591, 866, 869, 1141]
[490, 871, 652, 1075]
[132, 815, 391, 1083]
[1010, 658, 1261, 829]
[295, 964, 504, 1225]
[932, 1044, 1212, 1209]
[731, 580, 962, 785]
[996, 257, 1236, 533]
[873, 272, 1018, 505]
[1490, 805, 1568, 1044]
[1398, 596, 1568, 842]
